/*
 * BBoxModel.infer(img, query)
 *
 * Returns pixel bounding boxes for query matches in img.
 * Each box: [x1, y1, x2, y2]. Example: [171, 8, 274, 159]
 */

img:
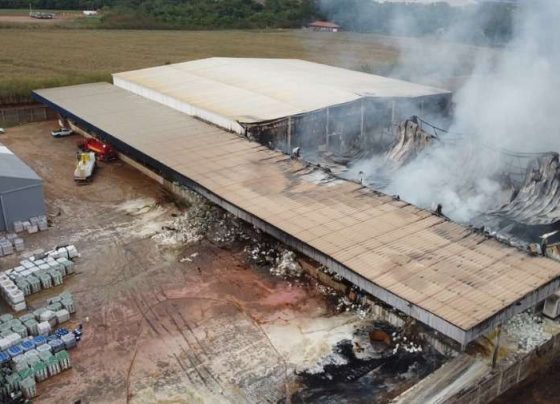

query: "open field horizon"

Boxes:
[0, 27, 495, 104]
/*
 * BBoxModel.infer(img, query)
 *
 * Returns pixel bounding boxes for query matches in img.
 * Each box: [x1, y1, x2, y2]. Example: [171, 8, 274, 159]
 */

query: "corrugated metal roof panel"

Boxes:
[113, 57, 450, 124]
[0, 143, 42, 189]
[34, 82, 560, 337]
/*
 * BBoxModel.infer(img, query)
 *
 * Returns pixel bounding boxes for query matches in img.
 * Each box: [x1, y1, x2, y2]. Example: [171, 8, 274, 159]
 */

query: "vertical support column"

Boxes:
[287, 117, 292, 152]
[496, 371, 504, 396]
[0, 109, 5, 126]
[360, 99, 365, 141]
[325, 107, 330, 147]
[492, 325, 502, 368]
[30, 107, 34, 122]
[515, 360, 522, 383]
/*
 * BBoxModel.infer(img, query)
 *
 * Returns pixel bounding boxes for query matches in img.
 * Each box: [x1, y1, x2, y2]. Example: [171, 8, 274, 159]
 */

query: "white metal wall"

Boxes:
[113, 77, 246, 135]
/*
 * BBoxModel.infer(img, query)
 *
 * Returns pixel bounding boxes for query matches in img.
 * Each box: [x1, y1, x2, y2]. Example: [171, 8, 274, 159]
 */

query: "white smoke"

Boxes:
[452, 1, 560, 152]
[342, 1, 560, 222]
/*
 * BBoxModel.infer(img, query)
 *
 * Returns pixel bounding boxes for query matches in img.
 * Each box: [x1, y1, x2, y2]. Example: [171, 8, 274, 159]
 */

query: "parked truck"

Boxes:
[74, 152, 96, 183]
[78, 138, 117, 161]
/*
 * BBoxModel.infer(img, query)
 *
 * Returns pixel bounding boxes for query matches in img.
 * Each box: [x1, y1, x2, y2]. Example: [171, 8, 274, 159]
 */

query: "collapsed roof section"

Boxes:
[112, 57, 451, 133]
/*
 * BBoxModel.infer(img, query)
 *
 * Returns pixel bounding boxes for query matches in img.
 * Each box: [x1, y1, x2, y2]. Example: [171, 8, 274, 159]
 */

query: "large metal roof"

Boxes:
[33, 83, 560, 346]
[0, 143, 42, 192]
[112, 58, 450, 126]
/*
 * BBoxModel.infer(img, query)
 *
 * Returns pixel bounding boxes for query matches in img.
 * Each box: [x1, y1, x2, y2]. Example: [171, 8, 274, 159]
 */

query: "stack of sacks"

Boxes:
[0, 273, 25, 311]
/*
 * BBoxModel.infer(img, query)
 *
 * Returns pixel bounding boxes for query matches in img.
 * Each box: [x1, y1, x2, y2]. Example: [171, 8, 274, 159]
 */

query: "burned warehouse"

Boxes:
[31, 57, 560, 350]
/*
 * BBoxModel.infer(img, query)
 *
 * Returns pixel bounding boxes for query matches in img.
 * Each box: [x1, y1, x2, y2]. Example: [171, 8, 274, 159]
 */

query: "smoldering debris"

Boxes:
[340, 117, 560, 248]
[491, 153, 560, 226]
[270, 250, 304, 278]
[152, 192, 251, 247]
[385, 118, 437, 169]
[292, 322, 445, 403]
[471, 152, 560, 247]
[300, 2, 560, 251]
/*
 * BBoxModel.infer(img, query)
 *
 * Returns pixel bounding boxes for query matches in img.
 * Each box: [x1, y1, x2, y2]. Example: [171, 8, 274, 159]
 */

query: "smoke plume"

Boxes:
[327, 1, 560, 223]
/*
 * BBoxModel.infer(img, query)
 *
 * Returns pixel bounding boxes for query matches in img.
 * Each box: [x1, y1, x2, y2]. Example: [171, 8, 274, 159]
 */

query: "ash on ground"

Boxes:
[292, 321, 445, 403]
[503, 311, 552, 353]
[151, 190, 251, 248]
[147, 187, 447, 402]
[245, 241, 304, 278]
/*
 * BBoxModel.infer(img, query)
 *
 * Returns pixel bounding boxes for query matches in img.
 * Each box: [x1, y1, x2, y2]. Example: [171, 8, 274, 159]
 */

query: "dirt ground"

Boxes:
[0, 13, 78, 24]
[0, 121, 444, 403]
[0, 16, 56, 23]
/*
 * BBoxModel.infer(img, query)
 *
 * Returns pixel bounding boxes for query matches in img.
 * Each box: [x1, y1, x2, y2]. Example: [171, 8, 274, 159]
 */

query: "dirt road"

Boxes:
[0, 13, 78, 24]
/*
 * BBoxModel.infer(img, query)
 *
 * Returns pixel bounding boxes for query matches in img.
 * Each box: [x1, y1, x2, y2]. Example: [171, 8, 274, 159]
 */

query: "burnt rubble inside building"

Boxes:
[244, 95, 451, 160]
[261, 109, 560, 256]
[471, 152, 560, 249]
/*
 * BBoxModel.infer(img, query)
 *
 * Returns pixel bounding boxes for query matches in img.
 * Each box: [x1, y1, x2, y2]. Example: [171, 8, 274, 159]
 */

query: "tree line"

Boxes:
[0, 0, 114, 8]
[0, 0, 516, 44]
[101, 0, 317, 29]
[320, 0, 516, 45]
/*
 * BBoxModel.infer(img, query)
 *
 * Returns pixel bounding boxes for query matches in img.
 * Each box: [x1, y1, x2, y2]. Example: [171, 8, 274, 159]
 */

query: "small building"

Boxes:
[308, 21, 341, 32]
[0, 144, 45, 231]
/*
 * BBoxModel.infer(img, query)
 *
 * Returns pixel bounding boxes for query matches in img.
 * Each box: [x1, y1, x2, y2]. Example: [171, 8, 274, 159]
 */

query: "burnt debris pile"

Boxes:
[472, 152, 560, 248]
[248, 104, 560, 251]
[342, 116, 560, 249]
[385, 117, 437, 168]
[321, 115, 560, 250]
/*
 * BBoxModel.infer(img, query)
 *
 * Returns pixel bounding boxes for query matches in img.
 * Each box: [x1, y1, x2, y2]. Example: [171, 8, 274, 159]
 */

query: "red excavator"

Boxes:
[78, 138, 117, 161]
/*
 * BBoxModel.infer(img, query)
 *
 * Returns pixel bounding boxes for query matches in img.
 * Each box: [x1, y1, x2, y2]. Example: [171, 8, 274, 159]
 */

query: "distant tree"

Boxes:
[0, 0, 514, 43]
[319, 0, 514, 45]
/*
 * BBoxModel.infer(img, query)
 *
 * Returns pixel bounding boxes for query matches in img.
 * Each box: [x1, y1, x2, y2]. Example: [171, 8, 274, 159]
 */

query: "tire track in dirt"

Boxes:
[165, 303, 224, 394]
[119, 241, 222, 396]
[175, 305, 225, 392]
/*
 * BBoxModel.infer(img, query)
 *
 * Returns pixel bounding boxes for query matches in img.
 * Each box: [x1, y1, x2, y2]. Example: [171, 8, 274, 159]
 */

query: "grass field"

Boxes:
[0, 27, 487, 104]
[0, 28, 392, 103]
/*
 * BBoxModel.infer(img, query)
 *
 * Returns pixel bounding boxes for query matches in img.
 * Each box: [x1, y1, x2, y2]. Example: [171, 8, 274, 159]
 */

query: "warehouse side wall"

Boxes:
[244, 94, 452, 156]
[0, 184, 45, 231]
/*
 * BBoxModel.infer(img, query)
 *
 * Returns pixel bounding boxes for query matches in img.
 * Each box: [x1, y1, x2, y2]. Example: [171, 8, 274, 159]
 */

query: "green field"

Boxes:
[0, 28, 393, 103]
[0, 27, 483, 104]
